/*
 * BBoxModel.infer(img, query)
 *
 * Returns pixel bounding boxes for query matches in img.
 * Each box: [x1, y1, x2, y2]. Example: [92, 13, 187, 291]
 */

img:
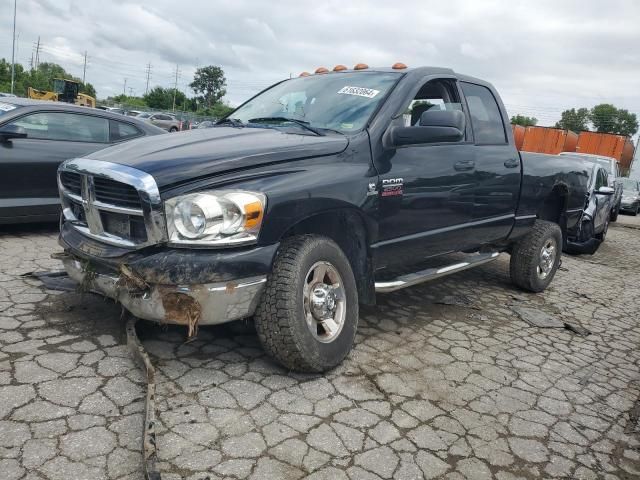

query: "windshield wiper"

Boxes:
[247, 117, 325, 136]
[216, 118, 244, 127]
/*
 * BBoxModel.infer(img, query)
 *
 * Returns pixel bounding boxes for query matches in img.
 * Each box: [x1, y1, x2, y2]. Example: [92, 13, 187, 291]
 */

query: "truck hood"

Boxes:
[85, 127, 349, 188]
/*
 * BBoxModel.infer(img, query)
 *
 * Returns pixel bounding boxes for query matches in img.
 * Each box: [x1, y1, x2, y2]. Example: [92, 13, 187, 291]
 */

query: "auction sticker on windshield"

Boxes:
[338, 86, 380, 98]
[0, 102, 17, 112]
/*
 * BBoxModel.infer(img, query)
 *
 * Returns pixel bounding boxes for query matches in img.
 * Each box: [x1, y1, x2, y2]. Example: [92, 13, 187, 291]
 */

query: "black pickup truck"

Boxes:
[57, 65, 595, 372]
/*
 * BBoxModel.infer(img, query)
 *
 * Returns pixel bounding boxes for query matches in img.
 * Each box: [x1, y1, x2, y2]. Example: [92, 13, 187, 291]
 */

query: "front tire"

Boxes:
[169, 127, 178, 133]
[510, 220, 562, 293]
[254, 235, 359, 372]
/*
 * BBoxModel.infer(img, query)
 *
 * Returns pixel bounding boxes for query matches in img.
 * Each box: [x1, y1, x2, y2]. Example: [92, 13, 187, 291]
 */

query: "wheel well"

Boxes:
[537, 185, 569, 242]
[282, 210, 376, 305]
[538, 186, 568, 223]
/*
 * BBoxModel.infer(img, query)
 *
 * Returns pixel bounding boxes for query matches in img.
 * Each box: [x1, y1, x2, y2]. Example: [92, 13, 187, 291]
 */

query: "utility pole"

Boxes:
[172, 64, 180, 112]
[10, 0, 17, 94]
[35, 36, 41, 71]
[82, 51, 87, 83]
[128, 87, 134, 97]
[144, 63, 152, 95]
[123, 78, 127, 96]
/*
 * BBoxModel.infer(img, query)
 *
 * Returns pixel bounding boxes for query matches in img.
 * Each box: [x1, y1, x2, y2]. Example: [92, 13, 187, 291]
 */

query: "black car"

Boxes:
[565, 161, 616, 254]
[0, 98, 165, 224]
[620, 177, 640, 216]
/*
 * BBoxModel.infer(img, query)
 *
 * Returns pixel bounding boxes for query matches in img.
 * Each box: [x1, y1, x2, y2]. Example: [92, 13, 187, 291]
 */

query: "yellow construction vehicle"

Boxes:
[28, 78, 95, 108]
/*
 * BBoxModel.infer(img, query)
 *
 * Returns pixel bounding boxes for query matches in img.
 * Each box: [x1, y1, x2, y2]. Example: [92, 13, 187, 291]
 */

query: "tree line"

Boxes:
[107, 66, 233, 117]
[511, 104, 638, 137]
[0, 59, 233, 117]
[0, 59, 96, 99]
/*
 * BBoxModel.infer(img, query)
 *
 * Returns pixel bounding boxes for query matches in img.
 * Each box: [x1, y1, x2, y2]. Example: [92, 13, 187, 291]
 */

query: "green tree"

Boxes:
[190, 66, 226, 109]
[0, 59, 97, 99]
[510, 114, 538, 127]
[590, 103, 638, 137]
[143, 86, 186, 110]
[555, 108, 590, 132]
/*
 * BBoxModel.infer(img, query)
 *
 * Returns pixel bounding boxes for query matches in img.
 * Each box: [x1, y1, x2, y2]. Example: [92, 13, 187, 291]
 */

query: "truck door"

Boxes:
[460, 82, 521, 244]
[372, 78, 476, 267]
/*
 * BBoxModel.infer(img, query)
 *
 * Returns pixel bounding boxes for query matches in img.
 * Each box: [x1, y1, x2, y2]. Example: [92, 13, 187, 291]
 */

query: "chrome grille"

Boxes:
[58, 158, 166, 248]
[94, 177, 142, 209]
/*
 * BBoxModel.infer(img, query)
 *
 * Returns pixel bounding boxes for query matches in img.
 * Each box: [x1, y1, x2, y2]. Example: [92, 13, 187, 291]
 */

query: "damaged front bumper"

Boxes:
[63, 256, 267, 326]
[59, 222, 278, 327]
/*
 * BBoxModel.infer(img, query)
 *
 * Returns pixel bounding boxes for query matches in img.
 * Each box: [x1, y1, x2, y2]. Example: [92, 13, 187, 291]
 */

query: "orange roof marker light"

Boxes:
[353, 63, 369, 70]
[299, 71, 311, 77]
[315, 67, 329, 74]
[333, 64, 348, 71]
[392, 62, 408, 69]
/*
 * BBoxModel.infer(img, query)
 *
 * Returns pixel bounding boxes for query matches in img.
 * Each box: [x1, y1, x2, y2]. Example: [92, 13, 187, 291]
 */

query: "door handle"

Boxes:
[504, 158, 520, 168]
[454, 160, 475, 171]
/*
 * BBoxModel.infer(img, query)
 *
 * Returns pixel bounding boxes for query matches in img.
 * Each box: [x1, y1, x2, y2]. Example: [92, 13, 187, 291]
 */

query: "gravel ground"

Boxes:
[0, 221, 638, 480]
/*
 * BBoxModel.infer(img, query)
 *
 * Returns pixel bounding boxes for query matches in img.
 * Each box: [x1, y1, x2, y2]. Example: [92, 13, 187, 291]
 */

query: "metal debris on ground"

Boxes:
[434, 294, 473, 307]
[563, 322, 592, 336]
[511, 306, 565, 328]
[22, 270, 77, 292]
[126, 315, 162, 480]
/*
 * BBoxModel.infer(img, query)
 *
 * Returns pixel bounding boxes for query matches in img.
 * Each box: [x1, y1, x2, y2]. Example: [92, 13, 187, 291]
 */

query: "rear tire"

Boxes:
[254, 235, 359, 372]
[169, 127, 178, 132]
[610, 205, 619, 222]
[632, 204, 639, 216]
[510, 220, 562, 293]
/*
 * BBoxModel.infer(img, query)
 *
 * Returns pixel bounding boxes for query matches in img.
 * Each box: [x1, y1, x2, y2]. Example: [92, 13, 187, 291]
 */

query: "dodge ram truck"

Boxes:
[57, 64, 592, 372]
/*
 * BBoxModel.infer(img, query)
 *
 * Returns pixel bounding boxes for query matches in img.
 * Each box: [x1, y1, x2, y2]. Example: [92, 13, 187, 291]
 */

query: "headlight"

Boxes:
[165, 190, 266, 247]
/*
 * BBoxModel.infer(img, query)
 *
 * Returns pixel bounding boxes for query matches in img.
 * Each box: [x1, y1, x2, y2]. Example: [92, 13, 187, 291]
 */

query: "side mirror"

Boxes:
[389, 110, 465, 147]
[0, 124, 28, 142]
[596, 186, 615, 195]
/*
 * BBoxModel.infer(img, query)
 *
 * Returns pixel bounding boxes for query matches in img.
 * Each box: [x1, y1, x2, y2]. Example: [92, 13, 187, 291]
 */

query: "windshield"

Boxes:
[137, 112, 151, 118]
[227, 71, 401, 133]
[621, 178, 639, 191]
[593, 158, 613, 174]
[0, 102, 18, 117]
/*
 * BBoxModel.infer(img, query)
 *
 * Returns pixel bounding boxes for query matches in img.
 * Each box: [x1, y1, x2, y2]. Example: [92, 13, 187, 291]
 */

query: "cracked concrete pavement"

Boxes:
[1, 222, 639, 479]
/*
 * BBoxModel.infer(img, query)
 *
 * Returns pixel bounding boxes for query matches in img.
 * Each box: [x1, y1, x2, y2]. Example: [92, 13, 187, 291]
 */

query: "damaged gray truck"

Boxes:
[58, 65, 600, 372]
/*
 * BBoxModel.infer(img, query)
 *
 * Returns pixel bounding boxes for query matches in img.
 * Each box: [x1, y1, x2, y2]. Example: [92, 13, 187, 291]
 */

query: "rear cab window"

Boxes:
[460, 82, 507, 144]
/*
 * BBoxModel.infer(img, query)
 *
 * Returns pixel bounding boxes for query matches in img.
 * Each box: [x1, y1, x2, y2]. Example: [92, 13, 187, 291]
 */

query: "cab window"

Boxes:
[461, 82, 507, 145]
[9, 112, 109, 143]
[403, 79, 463, 129]
[595, 168, 608, 190]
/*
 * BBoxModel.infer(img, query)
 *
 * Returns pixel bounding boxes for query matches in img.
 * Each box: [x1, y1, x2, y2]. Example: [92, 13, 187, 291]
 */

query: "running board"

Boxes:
[375, 252, 500, 293]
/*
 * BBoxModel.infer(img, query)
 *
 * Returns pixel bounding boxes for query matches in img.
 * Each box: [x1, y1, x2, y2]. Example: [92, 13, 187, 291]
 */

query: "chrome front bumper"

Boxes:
[62, 257, 266, 326]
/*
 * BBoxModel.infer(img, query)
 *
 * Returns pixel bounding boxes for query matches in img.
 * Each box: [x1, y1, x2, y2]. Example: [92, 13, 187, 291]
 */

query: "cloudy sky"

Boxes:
[2, 0, 639, 127]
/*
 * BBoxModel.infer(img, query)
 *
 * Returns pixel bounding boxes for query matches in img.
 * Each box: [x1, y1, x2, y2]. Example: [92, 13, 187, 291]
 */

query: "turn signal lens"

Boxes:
[354, 63, 369, 70]
[333, 64, 347, 71]
[315, 67, 329, 74]
[299, 71, 311, 77]
[392, 62, 407, 69]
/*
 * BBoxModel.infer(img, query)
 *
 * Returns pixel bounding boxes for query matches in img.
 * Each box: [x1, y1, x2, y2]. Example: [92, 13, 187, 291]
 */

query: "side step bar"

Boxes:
[375, 252, 500, 293]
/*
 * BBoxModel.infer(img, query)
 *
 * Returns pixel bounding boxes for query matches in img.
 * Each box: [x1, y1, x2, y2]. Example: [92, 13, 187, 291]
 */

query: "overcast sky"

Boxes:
[2, 0, 639, 127]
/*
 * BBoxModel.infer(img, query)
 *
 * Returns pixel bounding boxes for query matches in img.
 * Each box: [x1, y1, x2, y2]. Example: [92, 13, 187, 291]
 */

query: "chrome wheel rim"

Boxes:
[303, 261, 346, 343]
[537, 238, 557, 279]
